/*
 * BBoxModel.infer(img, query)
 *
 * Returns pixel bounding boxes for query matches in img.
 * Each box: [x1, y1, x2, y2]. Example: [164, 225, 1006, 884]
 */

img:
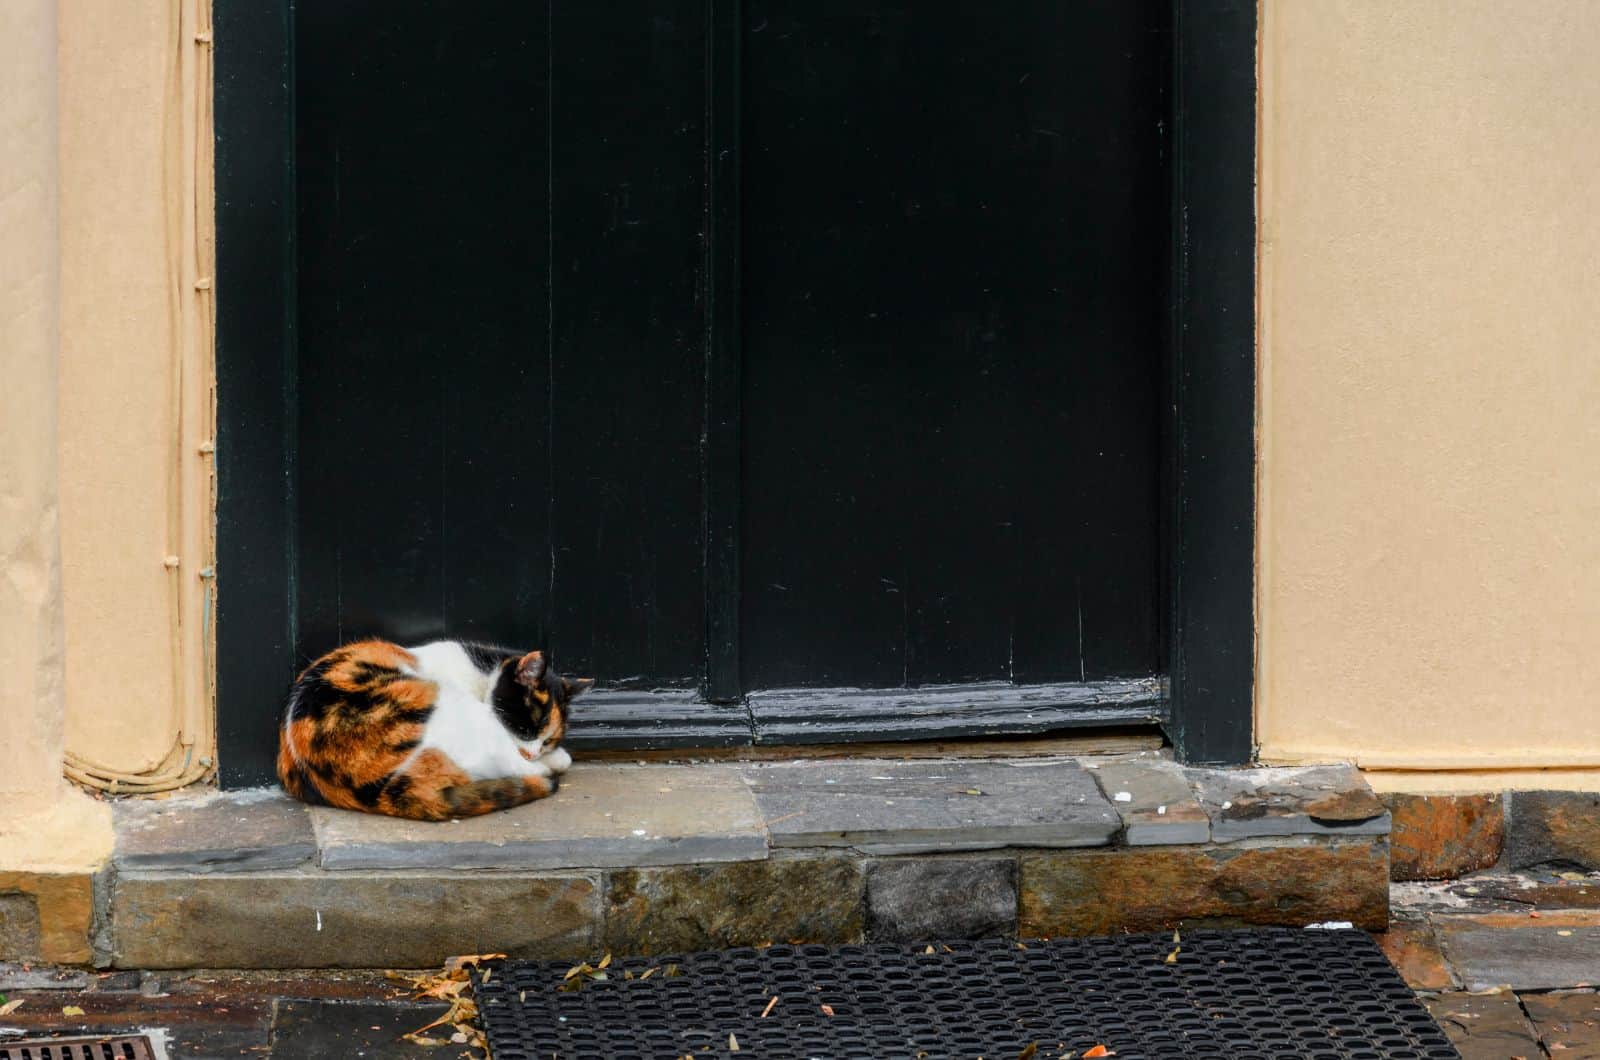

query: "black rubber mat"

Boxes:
[478, 929, 1461, 1059]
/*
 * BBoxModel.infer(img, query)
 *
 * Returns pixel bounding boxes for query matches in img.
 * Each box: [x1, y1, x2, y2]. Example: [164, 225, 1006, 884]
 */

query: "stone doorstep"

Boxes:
[106, 753, 1390, 875]
[82, 755, 1395, 968]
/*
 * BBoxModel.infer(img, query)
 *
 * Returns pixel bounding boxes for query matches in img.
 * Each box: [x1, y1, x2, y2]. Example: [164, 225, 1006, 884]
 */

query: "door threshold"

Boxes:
[578, 727, 1165, 764]
[565, 677, 1168, 752]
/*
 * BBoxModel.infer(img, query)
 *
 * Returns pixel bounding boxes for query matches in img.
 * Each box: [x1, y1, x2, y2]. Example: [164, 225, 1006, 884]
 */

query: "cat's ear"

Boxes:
[563, 676, 595, 700]
[515, 651, 548, 688]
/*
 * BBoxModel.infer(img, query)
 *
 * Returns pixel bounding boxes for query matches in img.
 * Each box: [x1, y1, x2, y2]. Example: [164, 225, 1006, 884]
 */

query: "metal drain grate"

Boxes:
[0, 1037, 156, 1060]
[478, 929, 1461, 1059]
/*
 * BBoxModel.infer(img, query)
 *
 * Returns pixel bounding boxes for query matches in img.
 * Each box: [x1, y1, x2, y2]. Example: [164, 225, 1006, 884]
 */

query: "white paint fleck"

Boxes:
[1221, 800, 1233, 810]
[1157, 805, 1167, 815]
[1113, 792, 1133, 803]
[315, 910, 323, 932]
[632, 829, 648, 837]
[1304, 921, 1354, 930]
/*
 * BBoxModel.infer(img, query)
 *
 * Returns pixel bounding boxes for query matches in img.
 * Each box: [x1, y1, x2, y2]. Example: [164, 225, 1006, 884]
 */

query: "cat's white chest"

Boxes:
[418, 687, 535, 780]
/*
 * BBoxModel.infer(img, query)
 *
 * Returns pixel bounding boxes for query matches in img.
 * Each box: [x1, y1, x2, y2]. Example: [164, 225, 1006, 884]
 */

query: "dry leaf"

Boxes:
[924, 945, 936, 955]
[664, 964, 682, 978]
[761, 996, 780, 1018]
[820, 1003, 836, 1017]
[443, 953, 505, 974]
[1019, 1044, 1039, 1059]
[1164, 947, 1180, 964]
[598, 953, 613, 969]
[62, 1005, 86, 1016]
[729, 1032, 741, 1051]
[0, 999, 24, 1016]
[640, 968, 657, 981]
[1084, 1047, 1113, 1058]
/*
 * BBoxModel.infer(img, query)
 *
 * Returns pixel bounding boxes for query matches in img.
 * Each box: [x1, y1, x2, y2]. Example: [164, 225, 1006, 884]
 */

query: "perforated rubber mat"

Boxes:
[477, 929, 1459, 1059]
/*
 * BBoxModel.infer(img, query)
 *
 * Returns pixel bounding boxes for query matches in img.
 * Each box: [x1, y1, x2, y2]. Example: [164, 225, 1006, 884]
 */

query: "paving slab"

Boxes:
[314, 764, 766, 870]
[1085, 755, 1209, 845]
[1188, 764, 1390, 842]
[113, 788, 317, 873]
[1424, 992, 1543, 1060]
[269, 1000, 450, 1059]
[1376, 918, 1458, 991]
[740, 758, 1117, 854]
[865, 858, 1017, 942]
[1521, 991, 1600, 1059]
[1435, 910, 1600, 991]
[111, 870, 599, 968]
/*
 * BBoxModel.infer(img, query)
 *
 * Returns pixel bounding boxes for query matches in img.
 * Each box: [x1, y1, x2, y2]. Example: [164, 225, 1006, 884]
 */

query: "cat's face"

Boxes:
[510, 650, 592, 748]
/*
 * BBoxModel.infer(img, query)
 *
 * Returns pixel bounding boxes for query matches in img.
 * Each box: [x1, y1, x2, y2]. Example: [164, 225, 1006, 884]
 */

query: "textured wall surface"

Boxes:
[0, 0, 68, 818]
[56, 0, 214, 778]
[1258, 0, 1600, 779]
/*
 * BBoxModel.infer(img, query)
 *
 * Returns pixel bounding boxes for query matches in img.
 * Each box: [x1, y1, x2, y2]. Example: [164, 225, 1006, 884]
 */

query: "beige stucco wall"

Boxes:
[55, 0, 215, 788]
[0, 0, 113, 872]
[1258, 0, 1600, 786]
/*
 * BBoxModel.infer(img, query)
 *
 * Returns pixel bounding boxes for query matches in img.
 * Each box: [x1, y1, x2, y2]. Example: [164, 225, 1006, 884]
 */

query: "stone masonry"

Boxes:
[65, 754, 1393, 969]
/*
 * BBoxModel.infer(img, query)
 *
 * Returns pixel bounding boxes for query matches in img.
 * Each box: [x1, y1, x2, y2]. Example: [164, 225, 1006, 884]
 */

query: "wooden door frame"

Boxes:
[212, 0, 1255, 786]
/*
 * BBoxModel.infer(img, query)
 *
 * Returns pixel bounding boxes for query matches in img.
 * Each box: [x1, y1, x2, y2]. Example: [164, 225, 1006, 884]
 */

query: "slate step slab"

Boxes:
[112, 789, 316, 873]
[312, 764, 767, 870]
[739, 758, 1119, 854]
[1086, 755, 1210, 845]
[1190, 764, 1390, 842]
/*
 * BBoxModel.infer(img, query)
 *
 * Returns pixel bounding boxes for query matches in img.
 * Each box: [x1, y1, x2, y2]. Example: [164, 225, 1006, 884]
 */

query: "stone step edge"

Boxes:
[98, 837, 1391, 969]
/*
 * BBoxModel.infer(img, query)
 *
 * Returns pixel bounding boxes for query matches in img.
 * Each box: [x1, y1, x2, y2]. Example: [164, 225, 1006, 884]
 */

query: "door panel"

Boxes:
[295, 2, 706, 686]
[739, 2, 1166, 690]
[547, 4, 708, 687]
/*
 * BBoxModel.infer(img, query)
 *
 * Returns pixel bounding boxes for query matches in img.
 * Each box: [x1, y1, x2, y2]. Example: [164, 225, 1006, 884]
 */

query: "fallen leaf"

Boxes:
[0, 999, 23, 1016]
[1164, 947, 1180, 964]
[664, 964, 682, 978]
[1557, 871, 1589, 881]
[443, 953, 505, 974]
[924, 945, 936, 955]
[820, 1004, 836, 1017]
[640, 968, 658, 981]
[960, 788, 985, 796]
[1530, 911, 1542, 919]
[62, 1005, 85, 1016]
[1559, 930, 1574, 937]
[1083, 1047, 1113, 1058]
[761, 995, 779, 1018]
[598, 953, 614, 969]
[1019, 1044, 1039, 1059]
[729, 1032, 741, 1051]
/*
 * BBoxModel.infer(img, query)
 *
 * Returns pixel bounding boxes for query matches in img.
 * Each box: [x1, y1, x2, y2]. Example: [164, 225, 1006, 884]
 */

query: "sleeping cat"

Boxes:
[277, 639, 592, 820]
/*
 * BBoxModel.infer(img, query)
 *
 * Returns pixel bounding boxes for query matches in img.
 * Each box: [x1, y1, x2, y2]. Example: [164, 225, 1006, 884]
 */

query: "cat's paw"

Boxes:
[540, 746, 572, 774]
[521, 758, 554, 779]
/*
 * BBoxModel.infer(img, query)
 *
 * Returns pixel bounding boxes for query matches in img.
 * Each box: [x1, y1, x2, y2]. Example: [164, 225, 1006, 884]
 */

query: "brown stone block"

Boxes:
[1018, 841, 1388, 937]
[0, 871, 96, 965]
[1507, 791, 1600, 872]
[112, 871, 599, 969]
[604, 857, 864, 955]
[1384, 793, 1504, 880]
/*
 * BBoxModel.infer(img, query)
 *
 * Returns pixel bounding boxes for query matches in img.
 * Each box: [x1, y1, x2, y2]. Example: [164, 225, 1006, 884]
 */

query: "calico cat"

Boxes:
[277, 639, 592, 820]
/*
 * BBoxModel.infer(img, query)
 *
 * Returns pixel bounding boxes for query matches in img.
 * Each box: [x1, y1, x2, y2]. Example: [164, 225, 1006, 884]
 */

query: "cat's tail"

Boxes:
[276, 717, 326, 805]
